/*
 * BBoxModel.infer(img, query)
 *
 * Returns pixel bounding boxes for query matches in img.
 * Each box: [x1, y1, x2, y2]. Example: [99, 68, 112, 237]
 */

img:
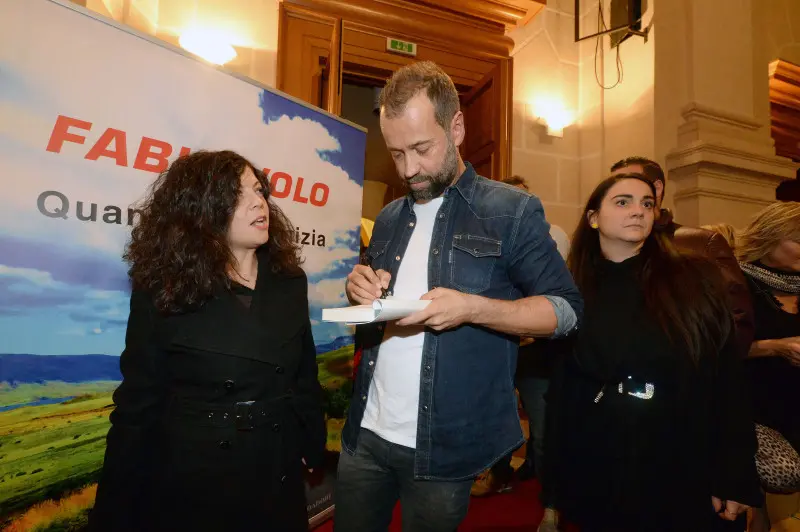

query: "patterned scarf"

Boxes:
[739, 261, 800, 294]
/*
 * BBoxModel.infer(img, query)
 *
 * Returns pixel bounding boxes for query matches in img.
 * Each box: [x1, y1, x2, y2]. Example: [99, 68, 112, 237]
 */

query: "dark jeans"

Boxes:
[334, 428, 472, 532]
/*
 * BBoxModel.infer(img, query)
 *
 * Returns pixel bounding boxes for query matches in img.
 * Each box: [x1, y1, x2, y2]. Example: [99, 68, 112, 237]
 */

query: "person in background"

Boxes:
[732, 202, 800, 532]
[549, 172, 761, 531]
[611, 157, 755, 358]
[89, 151, 325, 532]
[775, 171, 800, 202]
[469, 175, 568, 531]
[334, 61, 582, 532]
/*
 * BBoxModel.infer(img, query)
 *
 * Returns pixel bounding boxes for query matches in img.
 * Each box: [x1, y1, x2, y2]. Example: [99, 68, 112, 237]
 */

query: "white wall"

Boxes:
[509, 0, 656, 234]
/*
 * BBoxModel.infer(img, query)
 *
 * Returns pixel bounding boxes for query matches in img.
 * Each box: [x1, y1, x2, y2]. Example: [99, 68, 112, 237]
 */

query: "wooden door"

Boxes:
[460, 59, 513, 180]
[277, 4, 342, 115]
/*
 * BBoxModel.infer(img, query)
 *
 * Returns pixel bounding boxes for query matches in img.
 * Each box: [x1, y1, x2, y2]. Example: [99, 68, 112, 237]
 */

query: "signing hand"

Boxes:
[345, 265, 391, 305]
[396, 288, 477, 331]
[712, 496, 749, 521]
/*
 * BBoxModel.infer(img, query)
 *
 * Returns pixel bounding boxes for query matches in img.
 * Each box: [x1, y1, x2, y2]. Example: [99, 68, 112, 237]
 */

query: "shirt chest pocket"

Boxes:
[449, 234, 502, 294]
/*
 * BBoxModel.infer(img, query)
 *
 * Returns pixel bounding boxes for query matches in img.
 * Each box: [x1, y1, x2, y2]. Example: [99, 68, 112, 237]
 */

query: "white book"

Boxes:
[321, 297, 431, 324]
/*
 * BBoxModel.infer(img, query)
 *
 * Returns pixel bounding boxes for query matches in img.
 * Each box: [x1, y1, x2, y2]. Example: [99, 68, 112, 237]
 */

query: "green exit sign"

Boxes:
[386, 37, 417, 57]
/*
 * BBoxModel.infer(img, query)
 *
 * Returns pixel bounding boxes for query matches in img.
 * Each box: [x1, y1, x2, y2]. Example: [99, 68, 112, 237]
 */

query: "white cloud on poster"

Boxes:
[302, 245, 355, 277]
[308, 278, 348, 308]
[0, 264, 129, 332]
[0, 265, 57, 288]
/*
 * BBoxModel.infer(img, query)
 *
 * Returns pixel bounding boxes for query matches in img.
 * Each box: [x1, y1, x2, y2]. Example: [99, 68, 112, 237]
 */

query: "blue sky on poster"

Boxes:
[0, 2, 363, 356]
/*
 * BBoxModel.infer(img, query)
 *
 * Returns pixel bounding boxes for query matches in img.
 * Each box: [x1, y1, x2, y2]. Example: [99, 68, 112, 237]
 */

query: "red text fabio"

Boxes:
[45, 115, 330, 207]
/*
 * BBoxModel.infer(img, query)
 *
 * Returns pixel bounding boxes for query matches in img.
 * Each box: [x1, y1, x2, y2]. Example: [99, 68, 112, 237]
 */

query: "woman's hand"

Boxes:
[749, 337, 800, 367]
[775, 337, 800, 367]
[711, 496, 749, 521]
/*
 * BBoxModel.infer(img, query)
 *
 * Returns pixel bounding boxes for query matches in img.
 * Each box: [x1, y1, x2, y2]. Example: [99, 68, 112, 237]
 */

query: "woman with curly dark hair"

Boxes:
[89, 150, 325, 532]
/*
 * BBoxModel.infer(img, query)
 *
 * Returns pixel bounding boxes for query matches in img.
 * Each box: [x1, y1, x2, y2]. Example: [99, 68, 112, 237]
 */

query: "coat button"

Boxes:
[223, 380, 235, 391]
[275, 366, 284, 374]
[272, 423, 281, 432]
[218, 440, 231, 450]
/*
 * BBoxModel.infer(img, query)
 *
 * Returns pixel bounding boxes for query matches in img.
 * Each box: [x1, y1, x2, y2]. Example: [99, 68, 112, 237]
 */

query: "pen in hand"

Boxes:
[360, 254, 388, 299]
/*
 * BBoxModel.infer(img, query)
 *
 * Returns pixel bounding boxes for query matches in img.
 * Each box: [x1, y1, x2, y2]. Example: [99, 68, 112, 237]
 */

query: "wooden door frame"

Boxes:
[496, 58, 513, 180]
[278, 0, 516, 179]
[280, 0, 514, 60]
[277, 3, 343, 114]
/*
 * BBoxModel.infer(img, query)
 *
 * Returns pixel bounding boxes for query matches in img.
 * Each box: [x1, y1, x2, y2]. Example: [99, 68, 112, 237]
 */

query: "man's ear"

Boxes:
[449, 111, 465, 148]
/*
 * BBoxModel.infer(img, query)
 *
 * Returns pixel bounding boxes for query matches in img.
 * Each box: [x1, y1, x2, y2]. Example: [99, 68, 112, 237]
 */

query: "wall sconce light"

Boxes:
[529, 96, 574, 138]
[179, 27, 237, 65]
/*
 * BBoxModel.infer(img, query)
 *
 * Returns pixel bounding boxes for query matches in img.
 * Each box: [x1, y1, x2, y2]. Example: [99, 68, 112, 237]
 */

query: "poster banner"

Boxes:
[0, 0, 363, 529]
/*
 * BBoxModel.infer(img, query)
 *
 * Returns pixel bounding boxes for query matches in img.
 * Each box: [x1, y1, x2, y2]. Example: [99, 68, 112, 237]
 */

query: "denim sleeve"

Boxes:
[508, 195, 583, 337]
[543, 295, 578, 337]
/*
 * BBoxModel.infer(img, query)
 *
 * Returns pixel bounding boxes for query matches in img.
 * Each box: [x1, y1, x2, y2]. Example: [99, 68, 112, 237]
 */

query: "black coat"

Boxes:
[89, 260, 326, 532]
[548, 256, 761, 532]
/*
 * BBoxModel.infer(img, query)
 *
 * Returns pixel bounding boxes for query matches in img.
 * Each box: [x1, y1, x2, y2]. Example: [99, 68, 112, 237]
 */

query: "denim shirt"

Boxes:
[341, 164, 583, 481]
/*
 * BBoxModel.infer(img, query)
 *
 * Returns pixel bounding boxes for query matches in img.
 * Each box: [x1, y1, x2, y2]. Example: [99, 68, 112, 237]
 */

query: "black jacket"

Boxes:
[549, 256, 761, 531]
[89, 258, 325, 532]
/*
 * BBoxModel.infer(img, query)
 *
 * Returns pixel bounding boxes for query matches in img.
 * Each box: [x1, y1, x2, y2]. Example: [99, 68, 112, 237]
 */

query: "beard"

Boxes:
[405, 139, 460, 202]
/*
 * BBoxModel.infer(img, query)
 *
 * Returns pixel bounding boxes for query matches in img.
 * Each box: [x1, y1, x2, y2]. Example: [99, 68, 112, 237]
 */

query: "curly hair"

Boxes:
[125, 150, 303, 313]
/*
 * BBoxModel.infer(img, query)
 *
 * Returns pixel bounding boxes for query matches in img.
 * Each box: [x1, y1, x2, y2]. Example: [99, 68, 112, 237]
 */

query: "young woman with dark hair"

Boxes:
[548, 173, 762, 531]
[89, 150, 325, 531]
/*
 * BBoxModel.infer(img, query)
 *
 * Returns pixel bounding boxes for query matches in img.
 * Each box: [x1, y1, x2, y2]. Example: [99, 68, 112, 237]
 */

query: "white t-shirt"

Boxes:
[360, 197, 443, 448]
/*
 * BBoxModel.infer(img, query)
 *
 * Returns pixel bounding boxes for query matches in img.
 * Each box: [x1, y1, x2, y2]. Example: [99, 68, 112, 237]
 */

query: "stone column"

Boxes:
[655, 0, 796, 227]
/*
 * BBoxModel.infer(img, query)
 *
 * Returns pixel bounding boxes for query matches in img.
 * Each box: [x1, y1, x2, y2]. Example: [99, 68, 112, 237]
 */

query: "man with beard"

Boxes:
[334, 61, 582, 532]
